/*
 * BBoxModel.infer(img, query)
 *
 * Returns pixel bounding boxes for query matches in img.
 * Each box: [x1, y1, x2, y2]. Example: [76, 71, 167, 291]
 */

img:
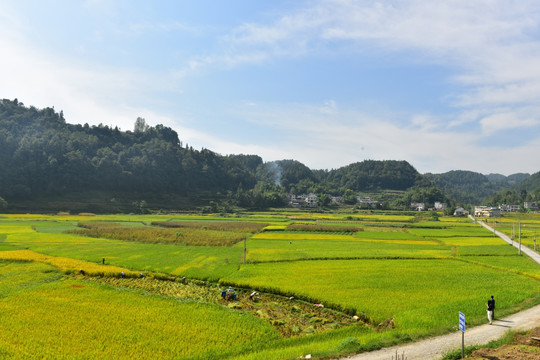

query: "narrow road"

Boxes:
[344, 304, 540, 360]
[474, 216, 540, 264]
[342, 217, 540, 360]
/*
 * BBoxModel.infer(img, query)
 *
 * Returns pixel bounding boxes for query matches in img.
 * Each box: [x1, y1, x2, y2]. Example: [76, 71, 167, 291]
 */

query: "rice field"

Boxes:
[0, 210, 539, 359]
[222, 258, 540, 333]
[489, 213, 540, 251]
[0, 263, 278, 360]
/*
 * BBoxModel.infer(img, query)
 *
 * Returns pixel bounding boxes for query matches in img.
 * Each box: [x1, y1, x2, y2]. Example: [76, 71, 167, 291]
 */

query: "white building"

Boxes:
[453, 207, 469, 216]
[411, 202, 425, 211]
[499, 204, 520, 212]
[474, 206, 501, 217]
[525, 202, 539, 210]
[305, 193, 318, 207]
[434, 202, 447, 210]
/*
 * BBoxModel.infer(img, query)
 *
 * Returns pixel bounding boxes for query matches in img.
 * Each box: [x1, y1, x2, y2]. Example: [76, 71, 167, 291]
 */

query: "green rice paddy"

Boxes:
[0, 211, 538, 359]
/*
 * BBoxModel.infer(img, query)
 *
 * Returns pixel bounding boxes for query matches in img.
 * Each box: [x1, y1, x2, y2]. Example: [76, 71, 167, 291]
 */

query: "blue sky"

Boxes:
[1, 0, 540, 175]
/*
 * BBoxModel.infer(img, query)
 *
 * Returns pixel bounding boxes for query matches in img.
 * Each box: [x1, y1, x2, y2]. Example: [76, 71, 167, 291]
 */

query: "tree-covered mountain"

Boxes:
[424, 170, 530, 206]
[485, 171, 540, 206]
[0, 99, 535, 212]
[315, 160, 420, 193]
[0, 99, 261, 210]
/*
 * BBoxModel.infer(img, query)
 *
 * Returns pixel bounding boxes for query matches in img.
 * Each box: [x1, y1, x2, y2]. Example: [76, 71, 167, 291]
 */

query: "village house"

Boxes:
[287, 194, 305, 208]
[330, 196, 343, 204]
[305, 193, 318, 207]
[499, 204, 520, 212]
[474, 206, 501, 217]
[453, 207, 469, 216]
[357, 196, 376, 207]
[434, 202, 447, 210]
[525, 202, 539, 211]
[411, 202, 425, 211]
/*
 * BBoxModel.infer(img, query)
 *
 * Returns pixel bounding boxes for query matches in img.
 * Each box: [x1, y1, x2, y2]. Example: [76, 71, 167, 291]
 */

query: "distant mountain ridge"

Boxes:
[0, 98, 537, 212]
[425, 170, 531, 205]
[486, 173, 530, 184]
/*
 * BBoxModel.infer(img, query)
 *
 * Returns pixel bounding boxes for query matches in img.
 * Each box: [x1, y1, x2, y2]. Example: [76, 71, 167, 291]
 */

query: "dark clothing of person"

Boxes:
[488, 298, 495, 318]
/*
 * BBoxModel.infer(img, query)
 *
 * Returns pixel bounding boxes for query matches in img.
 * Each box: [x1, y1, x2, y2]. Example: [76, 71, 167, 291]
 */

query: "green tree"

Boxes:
[318, 193, 331, 207]
[343, 189, 357, 205]
[134, 117, 149, 133]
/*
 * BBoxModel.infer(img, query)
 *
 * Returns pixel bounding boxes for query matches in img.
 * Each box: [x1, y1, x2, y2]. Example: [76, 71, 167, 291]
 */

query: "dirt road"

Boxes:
[476, 217, 540, 264]
[342, 218, 540, 360]
[343, 304, 540, 360]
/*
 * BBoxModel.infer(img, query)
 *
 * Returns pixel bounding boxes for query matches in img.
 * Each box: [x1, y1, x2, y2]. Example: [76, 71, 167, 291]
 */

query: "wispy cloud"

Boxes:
[2, 0, 540, 175]
[0, 27, 170, 132]
[178, 0, 540, 138]
[480, 110, 540, 135]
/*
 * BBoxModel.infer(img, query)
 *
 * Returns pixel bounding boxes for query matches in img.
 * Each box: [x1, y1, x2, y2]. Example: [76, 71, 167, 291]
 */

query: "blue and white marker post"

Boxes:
[459, 311, 466, 359]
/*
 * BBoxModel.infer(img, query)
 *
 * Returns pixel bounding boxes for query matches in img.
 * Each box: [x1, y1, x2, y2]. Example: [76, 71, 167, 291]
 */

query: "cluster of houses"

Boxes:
[453, 202, 540, 218]
[287, 194, 379, 208]
[287, 193, 540, 216]
[410, 202, 447, 211]
[287, 194, 320, 208]
[473, 202, 539, 217]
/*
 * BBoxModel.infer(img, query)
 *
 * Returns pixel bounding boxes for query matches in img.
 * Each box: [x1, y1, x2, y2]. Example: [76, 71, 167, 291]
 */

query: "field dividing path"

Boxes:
[342, 217, 540, 360]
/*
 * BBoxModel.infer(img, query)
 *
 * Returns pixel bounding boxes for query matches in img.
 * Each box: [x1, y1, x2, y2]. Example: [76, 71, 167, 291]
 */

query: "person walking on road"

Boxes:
[487, 295, 495, 324]
[488, 295, 495, 319]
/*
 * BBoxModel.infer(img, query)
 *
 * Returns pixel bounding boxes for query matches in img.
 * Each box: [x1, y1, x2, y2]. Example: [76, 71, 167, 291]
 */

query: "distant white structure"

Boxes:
[434, 202, 447, 210]
[305, 193, 318, 207]
[525, 202, 539, 211]
[411, 202, 425, 211]
[330, 196, 343, 204]
[453, 207, 469, 216]
[357, 196, 377, 207]
[474, 206, 500, 217]
[499, 204, 520, 212]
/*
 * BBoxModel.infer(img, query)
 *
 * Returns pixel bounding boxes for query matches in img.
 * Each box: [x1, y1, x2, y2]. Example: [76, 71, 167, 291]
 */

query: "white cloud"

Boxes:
[223, 98, 540, 174]
[177, 0, 540, 138]
[480, 111, 540, 135]
[0, 10, 181, 132]
[2, 0, 540, 176]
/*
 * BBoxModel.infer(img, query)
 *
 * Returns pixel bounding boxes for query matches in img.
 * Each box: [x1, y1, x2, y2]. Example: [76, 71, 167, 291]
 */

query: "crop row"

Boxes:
[0, 249, 135, 276]
[286, 223, 363, 233]
[151, 220, 268, 232]
[70, 222, 250, 246]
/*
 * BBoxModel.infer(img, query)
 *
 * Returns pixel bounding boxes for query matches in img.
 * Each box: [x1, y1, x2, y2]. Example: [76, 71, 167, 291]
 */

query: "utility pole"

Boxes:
[519, 221, 522, 256]
[512, 223, 515, 245]
[243, 236, 247, 264]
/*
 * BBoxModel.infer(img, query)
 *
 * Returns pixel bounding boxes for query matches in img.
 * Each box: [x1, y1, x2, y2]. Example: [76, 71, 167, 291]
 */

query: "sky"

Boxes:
[1, 0, 540, 175]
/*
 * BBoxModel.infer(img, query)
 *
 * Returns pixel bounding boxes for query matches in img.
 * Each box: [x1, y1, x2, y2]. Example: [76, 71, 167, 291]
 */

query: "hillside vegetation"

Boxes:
[0, 99, 431, 212]
[0, 98, 536, 212]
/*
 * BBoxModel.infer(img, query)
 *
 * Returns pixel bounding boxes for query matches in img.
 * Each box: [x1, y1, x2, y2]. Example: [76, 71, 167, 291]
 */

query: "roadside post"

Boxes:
[459, 311, 465, 359]
[243, 236, 247, 264]
[512, 223, 515, 245]
[519, 221, 522, 256]
[534, 231, 537, 251]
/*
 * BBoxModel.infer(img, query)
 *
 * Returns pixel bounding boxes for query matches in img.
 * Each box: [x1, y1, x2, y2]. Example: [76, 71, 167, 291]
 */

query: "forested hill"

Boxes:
[424, 170, 530, 205]
[0, 99, 431, 212]
[316, 160, 420, 192]
[0, 99, 261, 206]
[12, 98, 538, 213]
